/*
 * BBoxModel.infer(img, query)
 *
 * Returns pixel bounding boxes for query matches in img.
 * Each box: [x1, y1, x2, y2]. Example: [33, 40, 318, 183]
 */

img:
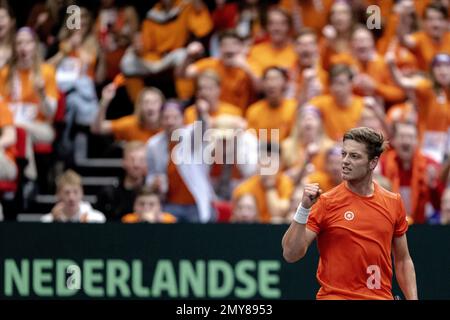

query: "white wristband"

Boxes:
[293, 204, 311, 224]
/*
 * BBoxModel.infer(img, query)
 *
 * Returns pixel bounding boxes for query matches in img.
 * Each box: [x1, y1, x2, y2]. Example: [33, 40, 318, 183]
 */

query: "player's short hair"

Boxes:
[343, 127, 388, 160]
[56, 169, 82, 193]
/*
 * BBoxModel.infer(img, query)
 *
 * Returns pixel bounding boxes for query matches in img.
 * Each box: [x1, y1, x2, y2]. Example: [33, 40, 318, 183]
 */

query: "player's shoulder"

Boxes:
[375, 182, 400, 201]
[318, 182, 348, 208]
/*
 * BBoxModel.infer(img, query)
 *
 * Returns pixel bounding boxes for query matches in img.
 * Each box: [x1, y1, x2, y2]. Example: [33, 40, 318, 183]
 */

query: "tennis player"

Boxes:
[282, 127, 418, 300]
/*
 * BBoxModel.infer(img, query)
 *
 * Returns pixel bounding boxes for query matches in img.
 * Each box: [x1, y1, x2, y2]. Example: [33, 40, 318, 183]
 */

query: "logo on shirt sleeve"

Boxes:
[344, 211, 355, 221]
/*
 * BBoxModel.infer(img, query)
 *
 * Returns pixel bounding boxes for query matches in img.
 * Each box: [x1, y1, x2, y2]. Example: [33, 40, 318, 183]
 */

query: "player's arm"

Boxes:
[282, 183, 321, 263]
[392, 234, 418, 300]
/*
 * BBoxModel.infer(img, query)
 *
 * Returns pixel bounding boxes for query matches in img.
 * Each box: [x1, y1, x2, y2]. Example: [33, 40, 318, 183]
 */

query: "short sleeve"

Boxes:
[394, 194, 409, 237]
[306, 196, 325, 234]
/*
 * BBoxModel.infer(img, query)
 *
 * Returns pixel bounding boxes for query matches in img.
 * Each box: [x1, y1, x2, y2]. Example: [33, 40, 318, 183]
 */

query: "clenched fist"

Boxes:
[301, 183, 322, 209]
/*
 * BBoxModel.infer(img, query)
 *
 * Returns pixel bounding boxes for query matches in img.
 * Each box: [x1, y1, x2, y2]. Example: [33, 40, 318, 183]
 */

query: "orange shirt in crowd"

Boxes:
[140, 0, 212, 61]
[304, 170, 338, 192]
[307, 94, 364, 141]
[110, 115, 160, 142]
[193, 57, 253, 111]
[233, 174, 294, 223]
[410, 31, 450, 71]
[166, 141, 196, 205]
[414, 78, 450, 139]
[279, 0, 334, 34]
[0, 64, 58, 123]
[307, 181, 409, 300]
[121, 212, 177, 223]
[247, 42, 297, 77]
[246, 98, 297, 142]
[331, 53, 406, 104]
[414, 79, 450, 162]
[0, 101, 16, 162]
[184, 101, 242, 124]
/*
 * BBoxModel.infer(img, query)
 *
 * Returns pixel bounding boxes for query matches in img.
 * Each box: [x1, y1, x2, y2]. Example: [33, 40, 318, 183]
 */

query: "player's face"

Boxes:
[341, 139, 376, 181]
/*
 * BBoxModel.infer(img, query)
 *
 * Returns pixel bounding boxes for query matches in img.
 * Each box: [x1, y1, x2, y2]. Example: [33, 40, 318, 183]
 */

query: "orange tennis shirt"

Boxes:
[307, 181, 409, 300]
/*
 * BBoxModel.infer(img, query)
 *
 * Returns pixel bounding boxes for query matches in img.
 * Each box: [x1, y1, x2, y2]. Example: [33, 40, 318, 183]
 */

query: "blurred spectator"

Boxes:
[41, 169, 105, 223]
[230, 193, 259, 223]
[233, 142, 294, 224]
[286, 184, 304, 223]
[121, 186, 176, 223]
[183, 70, 242, 124]
[0, 100, 17, 181]
[209, 115, 258, 201]
[0, 27, 58, 181]
[48, 6, 98, 81]
[279, 0, 333, 35]
[210, 0, 267, 57]
[95, 0, 139, 83]
[380, 121, 443, 224]
[91, 85, 163, 143]
[439, 187, 450, 225]
[120, 0, 212, 99]
[247, 7, 296, 78]
[387, 52, 450, 163]
[146, 100, 216, 223]
[401, 2, 450, 71]
[0, 2, 15, 69]
[246, 66, 296, 142]
[178, 30, 256, 111]
[376, 0, 420, 55]
[303, 144, 342, 192]
[95, 141, 147, 221]
[332, 26, 406, 105]
[289, 28, 328, 105]
[282, 105, 334, 185]
[319, 0, 354, 70]
[27, 0, 74, 55]
[47, 6, 99, 156]
[306, 64, 364, 141]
